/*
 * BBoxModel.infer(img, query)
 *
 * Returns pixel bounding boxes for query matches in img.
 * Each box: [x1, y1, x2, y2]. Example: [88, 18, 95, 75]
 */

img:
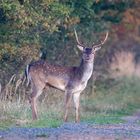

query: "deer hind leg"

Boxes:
[64, 90, 73, 122]
[73, 92, 81, 123]
[30, 83, 45, 120]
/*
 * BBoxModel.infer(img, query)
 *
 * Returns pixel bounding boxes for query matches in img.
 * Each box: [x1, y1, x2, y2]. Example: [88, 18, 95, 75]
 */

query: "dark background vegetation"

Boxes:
[0, 0, 139, 84]
[0, 0, 140, 128]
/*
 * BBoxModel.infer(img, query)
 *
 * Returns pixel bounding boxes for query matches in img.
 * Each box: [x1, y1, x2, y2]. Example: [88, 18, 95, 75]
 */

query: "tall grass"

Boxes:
[1, 51, 140, 129]
[0, 74, 140, 129]
[83, 77, 140, 114]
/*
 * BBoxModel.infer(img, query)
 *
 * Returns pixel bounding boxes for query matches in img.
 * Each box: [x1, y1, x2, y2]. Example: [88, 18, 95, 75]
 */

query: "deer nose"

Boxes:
[84, 55, 92, 60]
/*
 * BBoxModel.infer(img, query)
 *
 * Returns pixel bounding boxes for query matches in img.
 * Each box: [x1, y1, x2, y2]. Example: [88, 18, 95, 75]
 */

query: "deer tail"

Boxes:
[25, 64, 31, 86]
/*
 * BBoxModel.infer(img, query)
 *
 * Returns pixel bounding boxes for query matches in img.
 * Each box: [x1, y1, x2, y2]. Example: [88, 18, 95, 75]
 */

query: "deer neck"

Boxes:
[77, 59, 94, 82]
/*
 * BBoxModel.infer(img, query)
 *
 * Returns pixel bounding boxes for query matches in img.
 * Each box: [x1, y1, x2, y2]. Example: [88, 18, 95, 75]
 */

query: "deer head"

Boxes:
[74, 29, 108, 62]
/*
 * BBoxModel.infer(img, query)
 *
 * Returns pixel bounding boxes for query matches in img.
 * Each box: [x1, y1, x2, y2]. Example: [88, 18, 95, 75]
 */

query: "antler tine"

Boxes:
[74, 29, 83, 46]
[92, 31, 109, 48]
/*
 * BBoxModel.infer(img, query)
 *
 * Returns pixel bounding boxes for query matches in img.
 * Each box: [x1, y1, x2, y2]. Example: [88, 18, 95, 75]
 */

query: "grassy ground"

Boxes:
[0, 76, 140, 129]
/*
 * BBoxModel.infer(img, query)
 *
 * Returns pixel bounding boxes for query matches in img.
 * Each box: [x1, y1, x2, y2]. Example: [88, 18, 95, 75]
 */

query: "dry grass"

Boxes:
[0, 75, 140, 128]
[110, 51, 140, 77]
[0, 74, 28, 102]
[0, 99, 64, 128]
[0, 60, 140, 128]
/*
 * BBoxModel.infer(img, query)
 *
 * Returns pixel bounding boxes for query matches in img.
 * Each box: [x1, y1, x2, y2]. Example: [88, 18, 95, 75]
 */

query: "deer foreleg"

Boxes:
[64, 91, 72, 122]
[73, 92, 81, 123]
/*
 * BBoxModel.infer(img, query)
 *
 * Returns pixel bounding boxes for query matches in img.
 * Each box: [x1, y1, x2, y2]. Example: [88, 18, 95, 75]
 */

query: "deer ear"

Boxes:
[94, 46, 101, 52]
[77, 45, 84, 51]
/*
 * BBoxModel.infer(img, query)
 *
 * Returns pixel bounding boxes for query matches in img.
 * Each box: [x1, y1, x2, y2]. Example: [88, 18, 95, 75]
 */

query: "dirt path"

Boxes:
[0, 122, 140, 140]
[1, 111, 140, 140]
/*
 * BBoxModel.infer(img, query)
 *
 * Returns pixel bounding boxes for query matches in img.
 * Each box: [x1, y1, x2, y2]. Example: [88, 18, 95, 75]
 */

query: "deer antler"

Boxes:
[74, 29, 84, 51]
[92, 31, 109, 49]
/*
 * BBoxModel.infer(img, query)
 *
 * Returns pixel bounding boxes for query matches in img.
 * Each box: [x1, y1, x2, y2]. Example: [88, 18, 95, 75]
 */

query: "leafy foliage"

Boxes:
[0, 0, 136, 84]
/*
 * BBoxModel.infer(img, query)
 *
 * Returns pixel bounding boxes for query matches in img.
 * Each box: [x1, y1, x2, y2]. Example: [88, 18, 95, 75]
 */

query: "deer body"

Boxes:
[26, 30, 108, 122]
[29, 61, 71, 91]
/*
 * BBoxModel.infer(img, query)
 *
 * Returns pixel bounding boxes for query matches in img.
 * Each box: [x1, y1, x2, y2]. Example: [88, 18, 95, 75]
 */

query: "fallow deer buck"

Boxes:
[25, 30, 108, 122]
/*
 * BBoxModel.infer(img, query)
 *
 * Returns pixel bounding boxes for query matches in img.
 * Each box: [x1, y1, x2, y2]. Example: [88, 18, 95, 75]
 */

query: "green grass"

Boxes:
[0, 76, 140, 129]
[80, 76, 140, 124]
[81, 113, 124, 124]
[0, 118, 15, 130]
[26, 118, 62, 128]
[25, 111, 63, 128]
[83, 76, 140, 115]
[0, 101, 63, 129]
